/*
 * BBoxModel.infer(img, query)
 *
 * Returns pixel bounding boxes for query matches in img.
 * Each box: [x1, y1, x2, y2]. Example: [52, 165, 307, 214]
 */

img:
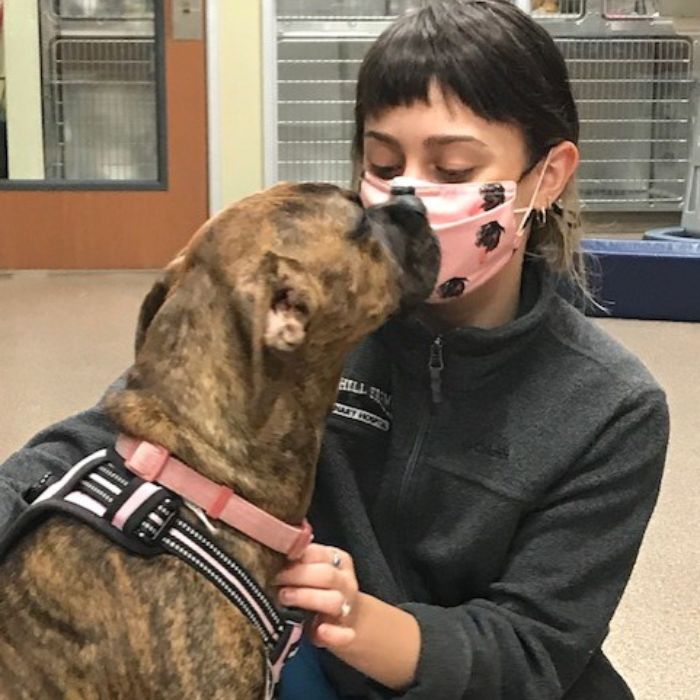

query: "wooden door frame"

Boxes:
[0, 1, 208, 269]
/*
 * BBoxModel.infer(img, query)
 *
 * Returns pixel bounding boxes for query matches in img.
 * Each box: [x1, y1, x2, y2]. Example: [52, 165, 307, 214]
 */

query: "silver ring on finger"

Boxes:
[331, 550, 342, 569]
[340, 600, 352, 618]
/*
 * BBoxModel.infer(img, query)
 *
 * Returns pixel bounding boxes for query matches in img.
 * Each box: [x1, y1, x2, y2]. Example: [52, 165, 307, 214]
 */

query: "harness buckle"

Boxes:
[151, 499, 179, 541]
[132, 496, 180, 544]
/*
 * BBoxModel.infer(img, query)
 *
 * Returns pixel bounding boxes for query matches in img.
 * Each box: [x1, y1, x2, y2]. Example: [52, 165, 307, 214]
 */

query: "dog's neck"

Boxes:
[106, 352, 343, 522]
[110, 267, 349, 513]
[105, 345, 345, 585]
[103, 269, 353, 584]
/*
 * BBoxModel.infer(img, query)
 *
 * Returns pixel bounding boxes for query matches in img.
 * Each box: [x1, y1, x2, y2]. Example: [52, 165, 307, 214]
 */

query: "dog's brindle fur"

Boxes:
[0, 182, 438, 699]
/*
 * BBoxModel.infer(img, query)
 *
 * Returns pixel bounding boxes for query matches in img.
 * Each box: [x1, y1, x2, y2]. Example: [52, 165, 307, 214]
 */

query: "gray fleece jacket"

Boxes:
[0, 261, 669, 699]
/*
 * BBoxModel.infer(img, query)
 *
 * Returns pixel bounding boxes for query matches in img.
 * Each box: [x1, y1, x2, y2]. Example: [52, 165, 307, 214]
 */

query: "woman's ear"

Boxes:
[538, 140, 580, 208]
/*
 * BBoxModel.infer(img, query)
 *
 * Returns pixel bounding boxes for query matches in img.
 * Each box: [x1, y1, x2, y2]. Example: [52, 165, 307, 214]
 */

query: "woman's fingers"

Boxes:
[278, 586, 347, 617]
[312, 621, 356, 648]
[275, 561, 354, 591]
[275, 543, 360, 648]
[293, 543, 355, 572]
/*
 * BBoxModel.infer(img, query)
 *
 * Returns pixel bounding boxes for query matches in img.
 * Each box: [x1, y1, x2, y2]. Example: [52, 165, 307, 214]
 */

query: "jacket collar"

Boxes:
[380, 260, 557, 389]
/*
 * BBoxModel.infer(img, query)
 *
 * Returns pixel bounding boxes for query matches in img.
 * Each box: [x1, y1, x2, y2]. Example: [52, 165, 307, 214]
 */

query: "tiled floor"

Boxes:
[1, 271, 698, 699]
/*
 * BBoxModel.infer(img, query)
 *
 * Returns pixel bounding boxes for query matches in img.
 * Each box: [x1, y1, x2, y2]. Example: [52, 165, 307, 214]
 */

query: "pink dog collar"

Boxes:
[115, 435, 313, 559]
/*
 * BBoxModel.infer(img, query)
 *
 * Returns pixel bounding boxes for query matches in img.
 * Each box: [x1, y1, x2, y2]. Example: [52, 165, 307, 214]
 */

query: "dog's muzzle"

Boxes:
[367, 193, 440, 308]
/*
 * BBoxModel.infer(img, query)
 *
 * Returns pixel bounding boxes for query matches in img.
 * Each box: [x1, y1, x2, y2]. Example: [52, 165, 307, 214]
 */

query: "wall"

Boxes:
[208, 0, 264, 213]
[3, 0, 44, 178]
[661, 0, 700, 17]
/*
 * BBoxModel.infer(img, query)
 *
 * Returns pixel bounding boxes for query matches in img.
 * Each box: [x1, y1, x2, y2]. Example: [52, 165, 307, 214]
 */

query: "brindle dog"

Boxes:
[0, 182, 439, 699]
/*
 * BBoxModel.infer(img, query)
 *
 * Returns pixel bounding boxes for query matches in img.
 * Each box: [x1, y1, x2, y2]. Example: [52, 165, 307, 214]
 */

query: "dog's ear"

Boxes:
[261, 253, 315, 353]
[134, 253, 186, 354]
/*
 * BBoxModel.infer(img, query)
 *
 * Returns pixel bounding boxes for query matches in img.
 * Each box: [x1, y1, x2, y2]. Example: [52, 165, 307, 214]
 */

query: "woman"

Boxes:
[277, 1, 668, 698]
[0, 2, 668, 699]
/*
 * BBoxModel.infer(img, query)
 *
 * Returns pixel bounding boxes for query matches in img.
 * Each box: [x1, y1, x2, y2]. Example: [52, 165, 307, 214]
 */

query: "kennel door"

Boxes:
[267, 1, 695, 214]
[0, 0, 208, 269]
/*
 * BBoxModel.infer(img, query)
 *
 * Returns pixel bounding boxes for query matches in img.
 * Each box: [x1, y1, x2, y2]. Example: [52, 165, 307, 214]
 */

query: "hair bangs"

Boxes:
[355, 8, 504, 125]
[356, 27, 434, 121]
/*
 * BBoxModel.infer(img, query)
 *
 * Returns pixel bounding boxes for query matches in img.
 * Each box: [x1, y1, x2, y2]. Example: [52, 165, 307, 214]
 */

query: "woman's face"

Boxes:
[362, 81, 540, 211]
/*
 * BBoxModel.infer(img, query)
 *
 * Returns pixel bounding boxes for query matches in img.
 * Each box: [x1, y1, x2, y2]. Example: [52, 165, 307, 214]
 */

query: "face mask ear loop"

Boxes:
[514, 151, 552, 236]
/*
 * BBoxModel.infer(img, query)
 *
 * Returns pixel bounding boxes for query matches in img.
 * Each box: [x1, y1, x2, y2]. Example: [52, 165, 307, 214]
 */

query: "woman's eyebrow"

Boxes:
[363, 130, 401, 148]
[364, 129, 488, 150]
[364, 130, 488, 150]
[424, 135, 488, 149]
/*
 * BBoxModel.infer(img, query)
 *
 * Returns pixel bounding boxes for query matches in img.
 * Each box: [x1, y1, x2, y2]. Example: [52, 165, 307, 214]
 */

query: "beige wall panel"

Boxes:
[3, 0, 44, 178]
[215, 0, 264, 206]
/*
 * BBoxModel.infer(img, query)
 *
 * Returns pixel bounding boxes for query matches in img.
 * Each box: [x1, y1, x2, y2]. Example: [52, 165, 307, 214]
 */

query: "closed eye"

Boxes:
[349, 210, 371, 240]
[343, 190, 363, 207]
[369, 164, 402, 180]
[436, 167, 475, 183]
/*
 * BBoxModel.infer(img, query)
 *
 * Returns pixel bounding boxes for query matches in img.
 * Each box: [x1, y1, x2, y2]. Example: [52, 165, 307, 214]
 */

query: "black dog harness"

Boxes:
[0, 448, 304, 698]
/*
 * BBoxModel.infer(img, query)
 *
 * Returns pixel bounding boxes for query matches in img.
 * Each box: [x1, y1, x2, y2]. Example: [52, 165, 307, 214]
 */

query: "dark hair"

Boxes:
[353, 0, 585, 286]
[354, 0, 578, 171]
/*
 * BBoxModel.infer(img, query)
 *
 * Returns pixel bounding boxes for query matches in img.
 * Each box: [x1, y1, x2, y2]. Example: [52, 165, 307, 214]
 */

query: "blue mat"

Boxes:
[643, 226, 700, 242]
[580, 238, 700, 322]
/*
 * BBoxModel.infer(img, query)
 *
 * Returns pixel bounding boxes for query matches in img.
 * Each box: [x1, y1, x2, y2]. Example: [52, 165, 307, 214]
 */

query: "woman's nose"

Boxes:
[401, 163, 426, 181]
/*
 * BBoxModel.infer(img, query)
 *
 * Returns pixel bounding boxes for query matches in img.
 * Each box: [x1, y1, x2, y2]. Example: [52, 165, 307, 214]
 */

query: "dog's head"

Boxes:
[134, 181, 439, 366]
[107, 183, 437, 500]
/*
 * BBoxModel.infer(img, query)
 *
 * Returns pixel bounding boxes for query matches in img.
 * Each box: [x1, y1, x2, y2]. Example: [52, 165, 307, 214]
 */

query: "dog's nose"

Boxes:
[389, 191, 427, 218]
[381, 194, 429, 234]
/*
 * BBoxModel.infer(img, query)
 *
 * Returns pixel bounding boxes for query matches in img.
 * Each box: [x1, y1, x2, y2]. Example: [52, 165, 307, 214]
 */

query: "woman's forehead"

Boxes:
[363, 86, 526, 158]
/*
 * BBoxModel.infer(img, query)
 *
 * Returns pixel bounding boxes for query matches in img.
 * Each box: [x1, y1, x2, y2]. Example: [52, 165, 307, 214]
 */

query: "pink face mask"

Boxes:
[360, 154, 550, 303]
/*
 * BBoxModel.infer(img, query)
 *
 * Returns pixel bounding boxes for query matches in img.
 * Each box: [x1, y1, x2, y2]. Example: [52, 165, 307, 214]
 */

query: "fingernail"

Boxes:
[280, 588, 295, 604]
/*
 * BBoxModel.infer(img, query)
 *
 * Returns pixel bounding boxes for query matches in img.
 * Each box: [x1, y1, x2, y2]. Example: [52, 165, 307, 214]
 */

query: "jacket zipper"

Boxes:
[392, 336, 445, 597]
[428, 336, 444, 404]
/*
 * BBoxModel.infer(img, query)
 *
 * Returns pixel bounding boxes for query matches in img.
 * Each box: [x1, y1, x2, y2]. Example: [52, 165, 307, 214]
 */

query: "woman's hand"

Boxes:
[276, 543, 421, 689]
[275, 543, 360, 649]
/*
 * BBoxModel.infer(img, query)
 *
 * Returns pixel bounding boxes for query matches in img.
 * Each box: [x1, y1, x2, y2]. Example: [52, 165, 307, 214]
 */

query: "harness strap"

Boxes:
[5, 449, 304, 695]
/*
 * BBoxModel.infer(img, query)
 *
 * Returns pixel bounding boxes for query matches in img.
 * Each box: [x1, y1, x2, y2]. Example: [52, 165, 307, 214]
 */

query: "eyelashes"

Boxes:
[369, 164, 402, 180]
[367, 163, 476, 183]
[435, 167, 475, 182]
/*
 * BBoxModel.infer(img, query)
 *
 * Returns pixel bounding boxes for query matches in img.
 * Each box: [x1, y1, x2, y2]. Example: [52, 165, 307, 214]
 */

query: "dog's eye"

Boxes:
[349, 211, 371, 241]
[344, 191, 363, 207]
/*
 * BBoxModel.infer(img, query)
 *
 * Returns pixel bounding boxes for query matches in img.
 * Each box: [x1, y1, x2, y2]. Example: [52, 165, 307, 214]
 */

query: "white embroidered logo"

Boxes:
[332, 403, 390, 432]
[332, 377, 392, 432]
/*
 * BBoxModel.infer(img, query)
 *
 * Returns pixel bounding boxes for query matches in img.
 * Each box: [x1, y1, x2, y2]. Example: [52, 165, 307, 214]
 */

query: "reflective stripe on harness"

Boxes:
[2, 448, 304, 698]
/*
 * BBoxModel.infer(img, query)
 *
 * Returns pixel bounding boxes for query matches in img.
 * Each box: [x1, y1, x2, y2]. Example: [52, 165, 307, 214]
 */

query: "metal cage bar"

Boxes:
[276, 1, 586, 20]
[562, 36, 693, 209]
[269, 2, 696, 212]
[38, 0, 161, 182]
[50, 0, 154, 21]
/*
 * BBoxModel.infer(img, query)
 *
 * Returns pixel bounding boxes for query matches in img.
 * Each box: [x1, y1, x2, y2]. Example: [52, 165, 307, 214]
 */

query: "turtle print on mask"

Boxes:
[360, 150, 552, 303]
[476, 221, 506, 252]
[479, 183, 506, 211]
[438, 277, 469, 299]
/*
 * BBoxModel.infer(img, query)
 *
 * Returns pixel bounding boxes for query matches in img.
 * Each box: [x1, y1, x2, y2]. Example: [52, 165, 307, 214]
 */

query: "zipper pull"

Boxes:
[428, 336, 444, 404]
